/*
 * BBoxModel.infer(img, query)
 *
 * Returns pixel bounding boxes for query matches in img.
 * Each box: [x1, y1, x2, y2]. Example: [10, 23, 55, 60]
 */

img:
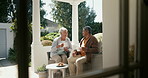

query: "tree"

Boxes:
[8, 0, 47, 63]
[51, 1, 98, 40]
[0, 0, 9, 22]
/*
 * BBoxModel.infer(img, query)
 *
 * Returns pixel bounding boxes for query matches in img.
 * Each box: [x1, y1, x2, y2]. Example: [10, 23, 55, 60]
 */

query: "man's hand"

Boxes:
[80, 47, 86, 52]
[72, 50, 77, 57]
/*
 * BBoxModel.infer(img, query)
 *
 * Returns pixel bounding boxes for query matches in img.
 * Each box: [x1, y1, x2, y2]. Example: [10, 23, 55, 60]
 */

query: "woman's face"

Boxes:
[61, 30, 68, 39]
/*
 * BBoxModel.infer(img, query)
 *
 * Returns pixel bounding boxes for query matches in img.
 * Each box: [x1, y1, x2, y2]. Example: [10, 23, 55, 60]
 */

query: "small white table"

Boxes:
[46, 63, 68, 78]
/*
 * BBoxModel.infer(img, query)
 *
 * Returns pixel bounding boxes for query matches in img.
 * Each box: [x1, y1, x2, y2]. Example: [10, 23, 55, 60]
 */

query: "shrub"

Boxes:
[41, 40, 52, 46]
[41, 30, 49, 36]
[37, 64, 47, 72]
[8, 48, 16, 62]
[40, 32, 60, 41]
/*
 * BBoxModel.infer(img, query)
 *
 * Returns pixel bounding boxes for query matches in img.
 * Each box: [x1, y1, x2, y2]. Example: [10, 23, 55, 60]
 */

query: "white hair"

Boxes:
[59, 27, 68, 34]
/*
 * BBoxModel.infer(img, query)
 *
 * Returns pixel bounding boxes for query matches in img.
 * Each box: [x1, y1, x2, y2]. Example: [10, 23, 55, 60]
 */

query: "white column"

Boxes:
[32, 0, 41, 45]
[71, 3, 79, 46]
[32, 0, 48, 72]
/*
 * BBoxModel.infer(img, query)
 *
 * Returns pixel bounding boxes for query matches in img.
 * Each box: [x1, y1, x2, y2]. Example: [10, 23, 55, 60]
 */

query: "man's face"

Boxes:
[82, 29, 89, 37]
[61, 30, 68, 38]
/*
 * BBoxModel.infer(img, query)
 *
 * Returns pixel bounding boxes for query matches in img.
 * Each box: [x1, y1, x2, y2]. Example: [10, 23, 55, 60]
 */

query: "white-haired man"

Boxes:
[50, 27, 72, 63]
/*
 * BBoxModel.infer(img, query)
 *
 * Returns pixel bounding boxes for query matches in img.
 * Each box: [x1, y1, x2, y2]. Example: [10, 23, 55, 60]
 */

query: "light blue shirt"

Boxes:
[50, 36, 72, 57]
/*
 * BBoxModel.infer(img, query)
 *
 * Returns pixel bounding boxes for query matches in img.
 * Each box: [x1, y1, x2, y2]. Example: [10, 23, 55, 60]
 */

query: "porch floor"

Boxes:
[0, 59, 38, 78]
[0, 54, 102, 78]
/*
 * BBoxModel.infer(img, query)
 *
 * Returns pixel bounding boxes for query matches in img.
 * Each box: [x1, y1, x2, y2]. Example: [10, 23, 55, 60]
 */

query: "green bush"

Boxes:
[41, 32, 60, 41]
[41, 40, 52, 46]
[37, 64, 47, 72]
[41, 30, 49, 36]
[8, 48, 16, 62]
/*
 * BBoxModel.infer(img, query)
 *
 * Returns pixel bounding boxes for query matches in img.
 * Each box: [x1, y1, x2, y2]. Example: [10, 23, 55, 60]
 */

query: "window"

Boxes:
[16, 0, 148, 78]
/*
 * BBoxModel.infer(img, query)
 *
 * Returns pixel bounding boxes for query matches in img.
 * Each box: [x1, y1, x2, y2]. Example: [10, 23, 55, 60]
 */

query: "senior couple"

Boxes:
[50, 26, 99, 76]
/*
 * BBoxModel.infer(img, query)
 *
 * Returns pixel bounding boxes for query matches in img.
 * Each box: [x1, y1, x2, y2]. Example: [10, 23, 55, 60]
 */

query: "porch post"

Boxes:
[32, 0, 46, 72]
[71, 2, 79, 46]
[32, 0, 41, 45]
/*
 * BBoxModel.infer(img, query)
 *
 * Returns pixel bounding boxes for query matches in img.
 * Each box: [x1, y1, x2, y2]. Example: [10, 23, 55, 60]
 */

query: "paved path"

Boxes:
[0, 59, 38, 78]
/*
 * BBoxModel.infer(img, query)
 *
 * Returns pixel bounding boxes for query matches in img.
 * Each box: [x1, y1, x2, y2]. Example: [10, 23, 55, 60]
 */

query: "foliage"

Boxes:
[51, 1, 98, 40]
[10, 19, 17, 32]
[41, 30, 49, 36]
[41, 32, 60, 41]
[37, 64, 47, 72]
[8, 48, 16, 62]
[0, 0, 9, 22]
[8, 0, 47, 64]
[129, 45, 135, 63]
[87, 22, 102, 34]
[8, 0, 47, 25]
[41, 40, 52, 46]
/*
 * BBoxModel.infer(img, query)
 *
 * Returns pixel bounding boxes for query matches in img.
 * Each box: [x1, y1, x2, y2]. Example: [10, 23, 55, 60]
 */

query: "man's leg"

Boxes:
[68, 55, 81, 76]
[75, 56, 86, 75]
[51, 55, 61, 63]
[61, 54, 67, 63]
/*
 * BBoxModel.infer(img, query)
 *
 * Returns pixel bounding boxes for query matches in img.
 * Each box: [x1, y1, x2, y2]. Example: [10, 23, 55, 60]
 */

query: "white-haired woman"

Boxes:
[50, 27, 72, 63]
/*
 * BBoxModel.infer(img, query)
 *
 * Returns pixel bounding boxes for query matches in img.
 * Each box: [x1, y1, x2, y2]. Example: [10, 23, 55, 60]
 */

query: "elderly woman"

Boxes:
[50, 27, 72, 63]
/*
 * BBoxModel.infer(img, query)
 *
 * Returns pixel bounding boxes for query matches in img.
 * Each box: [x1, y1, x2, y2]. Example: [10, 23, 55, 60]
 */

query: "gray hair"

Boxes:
[83, 26, 92, 34]
[59, 27, 68, 34]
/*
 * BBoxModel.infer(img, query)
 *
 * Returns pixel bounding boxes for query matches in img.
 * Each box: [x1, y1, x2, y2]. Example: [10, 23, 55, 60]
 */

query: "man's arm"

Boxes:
[84, 37, 100, 53]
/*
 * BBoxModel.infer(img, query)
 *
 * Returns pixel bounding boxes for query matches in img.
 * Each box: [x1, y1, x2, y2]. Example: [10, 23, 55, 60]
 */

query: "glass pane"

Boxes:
[129, 0, 137, 63]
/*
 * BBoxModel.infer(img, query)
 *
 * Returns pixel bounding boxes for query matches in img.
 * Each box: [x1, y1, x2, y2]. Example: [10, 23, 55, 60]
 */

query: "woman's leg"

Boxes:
[61, 54, 67, 63]
[51, 55, 61, 63]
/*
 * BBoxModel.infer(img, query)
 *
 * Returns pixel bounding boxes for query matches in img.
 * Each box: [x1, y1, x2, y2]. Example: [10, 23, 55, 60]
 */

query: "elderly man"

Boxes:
[50, 27, 72, 64]
[68, 26, 99, 76]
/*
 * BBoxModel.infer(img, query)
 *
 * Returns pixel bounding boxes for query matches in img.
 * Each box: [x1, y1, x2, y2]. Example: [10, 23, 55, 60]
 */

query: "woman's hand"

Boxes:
[56, 45, 61, 48]
[56, 43, 64, 48]
[64, 47, 69, 51]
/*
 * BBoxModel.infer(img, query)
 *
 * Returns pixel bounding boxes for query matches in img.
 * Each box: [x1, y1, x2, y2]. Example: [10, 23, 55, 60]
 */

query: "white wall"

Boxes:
[102, 0, 137, 78]
[31, 45, 50, 72]
[103, 0, 120, 78]
[103, 0, 120, 68]
[0, 23, 13, 58]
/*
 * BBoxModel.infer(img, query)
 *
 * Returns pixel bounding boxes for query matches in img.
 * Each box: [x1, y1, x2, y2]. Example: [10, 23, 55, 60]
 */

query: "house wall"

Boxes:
[0, 23, 13, 58]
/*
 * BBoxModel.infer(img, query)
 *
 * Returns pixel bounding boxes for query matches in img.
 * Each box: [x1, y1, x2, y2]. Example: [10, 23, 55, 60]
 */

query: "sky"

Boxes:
[42, 0, 102, 22]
